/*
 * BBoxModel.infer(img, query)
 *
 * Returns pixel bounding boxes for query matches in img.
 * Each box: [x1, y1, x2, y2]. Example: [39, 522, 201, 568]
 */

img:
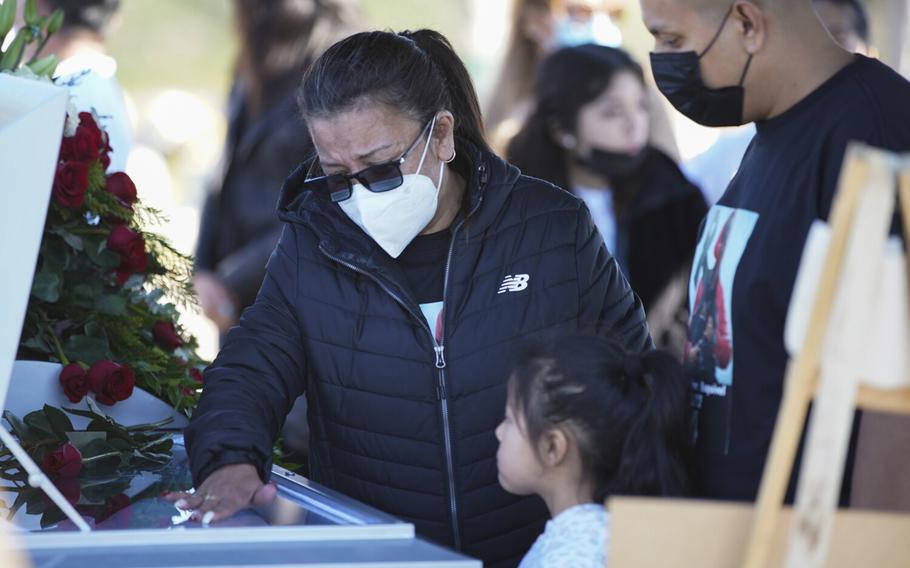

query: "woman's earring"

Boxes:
[560, 134, 578, 150]
[444, 149, 457, 164]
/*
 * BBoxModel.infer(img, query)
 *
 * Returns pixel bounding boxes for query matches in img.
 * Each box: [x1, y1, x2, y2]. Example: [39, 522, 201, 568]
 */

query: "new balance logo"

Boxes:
[498, 274, 530, 294]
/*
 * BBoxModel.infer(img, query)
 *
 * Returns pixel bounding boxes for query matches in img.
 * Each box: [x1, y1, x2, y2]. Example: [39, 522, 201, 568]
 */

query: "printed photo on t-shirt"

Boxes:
[686, 205, 758, 453]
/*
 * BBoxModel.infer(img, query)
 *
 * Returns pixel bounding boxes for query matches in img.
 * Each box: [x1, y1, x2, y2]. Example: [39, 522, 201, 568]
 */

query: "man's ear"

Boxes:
[733, 0, 766, 54]
[538, 427, 570, 468]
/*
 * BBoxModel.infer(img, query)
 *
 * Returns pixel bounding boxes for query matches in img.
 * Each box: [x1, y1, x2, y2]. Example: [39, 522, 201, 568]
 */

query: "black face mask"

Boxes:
[576, 146, 650, 180]
[650, 6, 754, 127]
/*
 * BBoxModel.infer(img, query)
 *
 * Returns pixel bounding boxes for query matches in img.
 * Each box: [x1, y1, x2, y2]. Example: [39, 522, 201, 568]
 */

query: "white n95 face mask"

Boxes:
[338, 116, 445, 258]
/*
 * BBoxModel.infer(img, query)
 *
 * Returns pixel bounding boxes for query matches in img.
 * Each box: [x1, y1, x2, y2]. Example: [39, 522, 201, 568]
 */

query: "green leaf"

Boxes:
[71, 282, 103, 308]
[107, 440, 131, 455]
[135, 451, 171, 465]
[42, 241, 69, 272]
[84, 237, 120, 268]
[21, 335, 52, 354]
[79, 438, 117, 460]
[62, 406, 101, 421]
[63, 334, 113, 364]
[83, 321, 107, 339]
[43, 405, 74, 439]
[23, 410, 57, 438]
[95, 294, 127, 316]
[26, 496, 47, 516]
[3, 412, 37, 443]
[31, 269, 61, 302]
[65, 431, 107, 452]
[40, 507, 69, 529]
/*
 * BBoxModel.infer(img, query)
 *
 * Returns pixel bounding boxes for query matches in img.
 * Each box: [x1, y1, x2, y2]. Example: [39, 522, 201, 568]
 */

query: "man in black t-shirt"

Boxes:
[640, 0, 910, 501]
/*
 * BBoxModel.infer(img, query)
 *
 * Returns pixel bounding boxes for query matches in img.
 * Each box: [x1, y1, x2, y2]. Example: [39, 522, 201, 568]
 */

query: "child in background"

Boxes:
[496, 334, 692, 567]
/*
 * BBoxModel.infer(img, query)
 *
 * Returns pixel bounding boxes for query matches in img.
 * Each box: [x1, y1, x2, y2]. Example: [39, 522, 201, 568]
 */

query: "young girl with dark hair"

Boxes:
[508, 44, 707, 356]
[497, 334, 691, 566]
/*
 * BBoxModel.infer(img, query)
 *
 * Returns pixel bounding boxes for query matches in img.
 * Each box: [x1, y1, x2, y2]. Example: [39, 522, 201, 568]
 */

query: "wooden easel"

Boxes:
[608, 143, 910, 568]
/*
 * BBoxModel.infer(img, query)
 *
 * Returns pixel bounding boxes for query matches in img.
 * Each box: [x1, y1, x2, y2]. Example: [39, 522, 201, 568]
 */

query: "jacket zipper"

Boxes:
[317, 167, 487, 551]
[431, 193, 483, 550]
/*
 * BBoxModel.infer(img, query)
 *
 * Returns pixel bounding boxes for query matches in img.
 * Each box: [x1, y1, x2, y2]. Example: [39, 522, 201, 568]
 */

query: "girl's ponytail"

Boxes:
[608, 350, 692, 499]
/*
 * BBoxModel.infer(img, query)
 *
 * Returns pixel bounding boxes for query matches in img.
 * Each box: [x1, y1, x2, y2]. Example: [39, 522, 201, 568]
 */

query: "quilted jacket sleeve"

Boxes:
[185, 225, 307, 486]
[575, 204, 654, 353]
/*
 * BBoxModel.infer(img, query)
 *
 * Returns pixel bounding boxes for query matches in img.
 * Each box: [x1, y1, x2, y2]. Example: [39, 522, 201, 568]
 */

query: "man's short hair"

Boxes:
[813, 0, 870, 42]
[44, 0, 121, 36]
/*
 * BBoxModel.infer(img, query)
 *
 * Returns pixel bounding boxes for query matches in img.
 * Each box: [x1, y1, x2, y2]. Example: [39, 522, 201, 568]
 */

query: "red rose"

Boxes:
[78, 112, 100, 135]
[60, 113, 110, 166]
[60, 126, 99, 163]
[106, 172, 137, 206]
[87, 360, 135, 405]
[59, 363, 90, 403]
[152, 321, 183, 351]
[42, 443, 82, 477]
[106, 225, 148, 284]
[52, 161, 89, 208]
[77, 112, 108, 153]
[182, 368, 204, 396]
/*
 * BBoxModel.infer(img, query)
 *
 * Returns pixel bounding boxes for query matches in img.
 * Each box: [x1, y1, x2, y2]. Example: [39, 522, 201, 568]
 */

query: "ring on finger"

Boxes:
[202, 494, 220, 503]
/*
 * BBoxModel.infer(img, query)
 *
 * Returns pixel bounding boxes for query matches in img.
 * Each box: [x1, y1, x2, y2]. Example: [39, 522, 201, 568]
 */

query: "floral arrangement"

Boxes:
[15, 108, 207, 414]
[0, 0, 209, 502]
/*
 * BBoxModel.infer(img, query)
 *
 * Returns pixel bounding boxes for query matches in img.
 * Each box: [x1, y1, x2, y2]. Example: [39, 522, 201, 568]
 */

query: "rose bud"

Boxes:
[52, 161, 89, 208]
[106, 172, 137, 207]
[59, 363, 90, 403]
[107, 225, 148, 284]
[152, 321, 183, 351]
[87, 360, 135, 405]
[42, 443, 82, 477]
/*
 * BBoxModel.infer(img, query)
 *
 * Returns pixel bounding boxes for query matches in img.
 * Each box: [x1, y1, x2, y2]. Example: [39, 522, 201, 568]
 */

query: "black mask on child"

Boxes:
[649, 6, 753, 127]
[576, 146, 650, 180]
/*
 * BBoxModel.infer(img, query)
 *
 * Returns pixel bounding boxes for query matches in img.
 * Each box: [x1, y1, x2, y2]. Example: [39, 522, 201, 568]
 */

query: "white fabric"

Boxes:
[339, 117, 443, 258]
[682, 124, 756, 205]
[575, 186, 617, 254]
[54, 51, 132, 173]
[519, 503, 610, 568]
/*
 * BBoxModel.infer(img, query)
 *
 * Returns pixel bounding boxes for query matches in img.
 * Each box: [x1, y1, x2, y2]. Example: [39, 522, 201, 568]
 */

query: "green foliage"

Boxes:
[0, 0, 64, 77]
[18, 114, 208, 419]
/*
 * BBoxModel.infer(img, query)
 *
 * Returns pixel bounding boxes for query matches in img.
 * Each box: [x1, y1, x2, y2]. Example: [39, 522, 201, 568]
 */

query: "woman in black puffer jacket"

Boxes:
[180, 29, 652, 568]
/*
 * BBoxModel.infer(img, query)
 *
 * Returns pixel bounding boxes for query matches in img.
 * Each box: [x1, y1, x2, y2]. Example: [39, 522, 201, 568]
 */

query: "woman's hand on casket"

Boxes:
[164, 463, 278, 524]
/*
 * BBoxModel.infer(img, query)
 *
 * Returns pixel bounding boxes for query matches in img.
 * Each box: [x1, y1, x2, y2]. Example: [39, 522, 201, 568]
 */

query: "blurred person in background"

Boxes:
[508, 44, 707, 356]
[193, 0, 360, 338]
[682, 0, 872, 206]
[194, 0, 360, 472]
[484, 0, 680, 160]
[39, 0, 131, 173]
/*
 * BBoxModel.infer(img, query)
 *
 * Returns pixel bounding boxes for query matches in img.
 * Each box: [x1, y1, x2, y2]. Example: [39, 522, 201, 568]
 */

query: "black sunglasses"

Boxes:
[303, 118, 434, 203]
